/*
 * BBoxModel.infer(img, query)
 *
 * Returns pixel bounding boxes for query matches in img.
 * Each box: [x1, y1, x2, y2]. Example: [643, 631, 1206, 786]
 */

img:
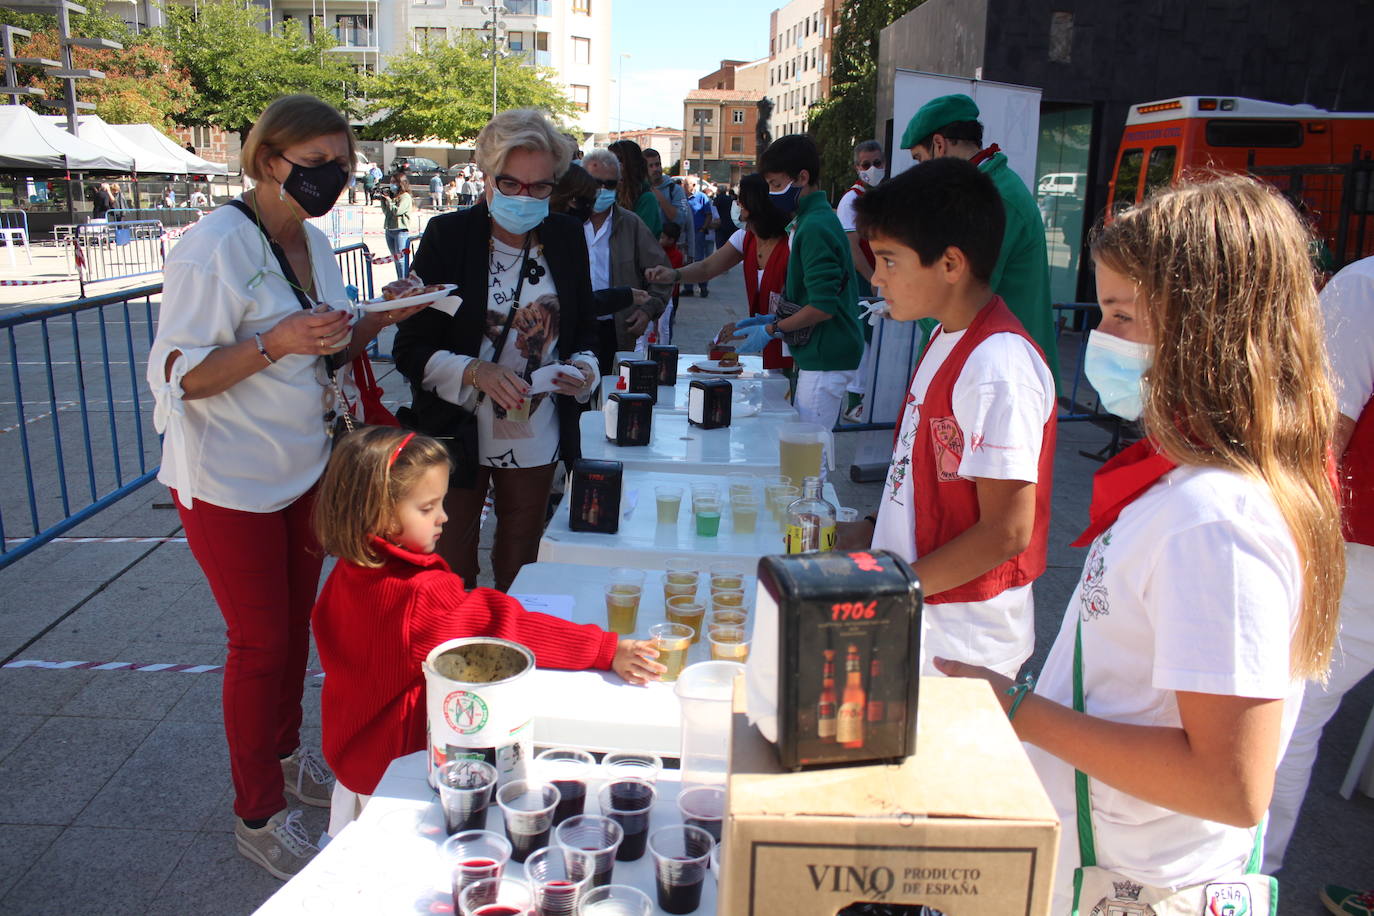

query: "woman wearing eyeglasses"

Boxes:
[393, 108, 601, 592]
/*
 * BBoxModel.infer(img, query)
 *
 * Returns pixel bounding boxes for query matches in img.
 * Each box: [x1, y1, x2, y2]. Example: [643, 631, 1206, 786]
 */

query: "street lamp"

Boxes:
[482, 4, 508, 118]
[617, 53, 630, 134]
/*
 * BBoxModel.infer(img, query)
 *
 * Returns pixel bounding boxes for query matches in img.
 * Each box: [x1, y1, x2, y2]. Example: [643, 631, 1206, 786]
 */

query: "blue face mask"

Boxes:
[769, 182, 802, 215]
[489, 188, 549, 235]
[593, 188, 617, 213]
[1083, 329, 1153, 421]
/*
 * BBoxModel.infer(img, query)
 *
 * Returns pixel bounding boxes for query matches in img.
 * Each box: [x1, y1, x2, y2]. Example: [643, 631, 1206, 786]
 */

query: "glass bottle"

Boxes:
[784, 476, 837, 553]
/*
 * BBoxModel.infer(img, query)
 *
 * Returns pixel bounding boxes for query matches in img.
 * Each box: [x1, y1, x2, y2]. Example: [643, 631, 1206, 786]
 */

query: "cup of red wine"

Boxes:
[597, 777, 656, 862]
[496, 779, 560, 863]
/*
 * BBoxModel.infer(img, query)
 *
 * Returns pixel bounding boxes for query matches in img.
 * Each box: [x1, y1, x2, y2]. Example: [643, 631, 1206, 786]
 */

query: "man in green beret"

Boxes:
[901, 93, 1060, 390]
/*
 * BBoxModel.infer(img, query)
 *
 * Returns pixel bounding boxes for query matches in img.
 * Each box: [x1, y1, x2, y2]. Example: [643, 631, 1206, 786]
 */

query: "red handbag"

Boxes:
[352, 351, 400, 427]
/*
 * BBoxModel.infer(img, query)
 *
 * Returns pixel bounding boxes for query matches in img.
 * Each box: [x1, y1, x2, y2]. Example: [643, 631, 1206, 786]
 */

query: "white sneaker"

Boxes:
[281, 747, 334, 808]
[234, 809, 319, 880]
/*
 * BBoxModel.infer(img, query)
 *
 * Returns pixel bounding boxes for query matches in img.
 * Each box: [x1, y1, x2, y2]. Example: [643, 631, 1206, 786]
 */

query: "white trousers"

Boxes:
[328, 780, 372, 837]
[794, 368, 855, 431]
[846, 340, 873, 397]
[1263, 541, 1374, 871]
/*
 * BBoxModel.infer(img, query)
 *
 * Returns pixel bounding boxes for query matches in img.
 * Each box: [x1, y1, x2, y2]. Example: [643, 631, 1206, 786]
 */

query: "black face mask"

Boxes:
[567, 196, 596, 224]
[281, 157, 349, 218]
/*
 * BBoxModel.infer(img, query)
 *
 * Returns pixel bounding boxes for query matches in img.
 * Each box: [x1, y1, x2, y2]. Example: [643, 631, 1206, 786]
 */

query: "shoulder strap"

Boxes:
[472, 232, 533, 408]
[1073, 617, 1267, 875]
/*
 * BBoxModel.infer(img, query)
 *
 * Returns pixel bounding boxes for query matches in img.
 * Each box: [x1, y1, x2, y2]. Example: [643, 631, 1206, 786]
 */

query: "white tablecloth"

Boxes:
[597, 375, 795, 417]
[580, 411, 790, 475]
[615, 351, 780, 381]
[254, 751, 716, 914]
[540, 468, 841, 569]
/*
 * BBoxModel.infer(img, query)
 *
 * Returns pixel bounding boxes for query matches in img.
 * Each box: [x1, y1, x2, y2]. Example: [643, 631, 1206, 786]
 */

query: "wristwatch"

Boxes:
[767, 322, 783, 339]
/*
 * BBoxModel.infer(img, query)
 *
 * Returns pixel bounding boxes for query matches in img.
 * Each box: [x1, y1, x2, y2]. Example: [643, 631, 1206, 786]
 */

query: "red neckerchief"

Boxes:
[1071, 438, 1178, 547]
[849, 182, 867, 196]
[968, 143, 1002, 168]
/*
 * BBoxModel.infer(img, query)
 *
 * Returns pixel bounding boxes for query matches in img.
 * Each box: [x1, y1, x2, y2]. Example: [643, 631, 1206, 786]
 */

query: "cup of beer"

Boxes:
[654, 485, 683, 525]
[664, 597, 705, 646]
[708, 625, 750, 662]
[730, 493, 759, 534]
[649, 622, 694, 679]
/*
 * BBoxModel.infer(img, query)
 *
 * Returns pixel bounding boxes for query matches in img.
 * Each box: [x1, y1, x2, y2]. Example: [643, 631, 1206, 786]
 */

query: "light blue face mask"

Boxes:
[489, 188, 549, 235]
[593, 188, 616, 213]
[1083, 329, 1154, 421]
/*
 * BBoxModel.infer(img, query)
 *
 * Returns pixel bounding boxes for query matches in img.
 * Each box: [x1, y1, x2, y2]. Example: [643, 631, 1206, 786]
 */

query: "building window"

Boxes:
[730, 136, 743, 153]
[335, 14, 371, 47]
[461, 27, 480, 41]
[191, 125, 212, 147]
[572, 84, 590, 111]
[571, 35, 590, 64]
[414, 26, 446, 47]
[535, 31, 548, 51]
[413, 0, 444, 7]
[508, 30, 524, 50]
[691, 136, 713, 152]
[732, 109, 745, 124]
[572, 0, 590, 13]
[694, 108, 713, 123]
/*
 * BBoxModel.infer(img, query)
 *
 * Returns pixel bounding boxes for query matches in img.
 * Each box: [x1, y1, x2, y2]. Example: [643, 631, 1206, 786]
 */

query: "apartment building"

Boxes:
[113, 0, 612, 144]
[764, 0, 838, 138]
[607, 127, 684, 171]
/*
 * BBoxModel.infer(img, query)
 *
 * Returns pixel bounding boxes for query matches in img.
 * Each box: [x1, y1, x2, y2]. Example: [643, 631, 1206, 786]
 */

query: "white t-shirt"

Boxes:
[835, 185, 863, 233]
[871, 327, 1055, 674]
[1027, 466, 1303, 904]
[727, 228, 763, 292]
[1322, 257, 1374, 423]
[148, 201, 347, 512]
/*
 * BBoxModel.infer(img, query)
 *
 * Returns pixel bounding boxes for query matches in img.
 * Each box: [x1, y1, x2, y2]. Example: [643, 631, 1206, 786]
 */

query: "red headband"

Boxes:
[389, 432, 415, 467]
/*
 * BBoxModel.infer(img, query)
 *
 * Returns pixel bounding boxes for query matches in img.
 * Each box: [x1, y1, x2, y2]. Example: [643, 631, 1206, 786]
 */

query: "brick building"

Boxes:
[607, 127, 685, 172]
[682, 58, 767, 186]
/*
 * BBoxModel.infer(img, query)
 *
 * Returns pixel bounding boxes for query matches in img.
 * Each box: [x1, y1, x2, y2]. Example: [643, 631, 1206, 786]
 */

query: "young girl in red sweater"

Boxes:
[312, 426, 661, 833]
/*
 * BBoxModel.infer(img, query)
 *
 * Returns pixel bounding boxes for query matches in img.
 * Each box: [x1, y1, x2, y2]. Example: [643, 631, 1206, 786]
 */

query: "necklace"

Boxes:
[490, 236, 545, 286]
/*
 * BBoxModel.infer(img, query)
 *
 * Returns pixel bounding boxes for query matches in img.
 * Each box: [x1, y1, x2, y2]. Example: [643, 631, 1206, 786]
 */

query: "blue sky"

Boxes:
[609, 0, 773, 132]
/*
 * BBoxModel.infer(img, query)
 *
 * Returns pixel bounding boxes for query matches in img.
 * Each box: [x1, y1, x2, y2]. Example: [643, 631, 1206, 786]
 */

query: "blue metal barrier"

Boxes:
[1053, 302, 1104, 422]
[0, 244, 383, 571]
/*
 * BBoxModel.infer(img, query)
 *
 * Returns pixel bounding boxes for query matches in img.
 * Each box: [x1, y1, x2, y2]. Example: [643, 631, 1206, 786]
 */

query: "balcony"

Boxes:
[503, 0, 552, 16]
[331, 26, 377, 49]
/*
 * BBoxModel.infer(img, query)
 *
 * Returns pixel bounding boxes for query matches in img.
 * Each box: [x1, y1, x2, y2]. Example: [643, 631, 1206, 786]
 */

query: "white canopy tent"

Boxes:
[0, 105, 134, 172]
[40, 113, 188, 174]
[110, 124, 229, 176]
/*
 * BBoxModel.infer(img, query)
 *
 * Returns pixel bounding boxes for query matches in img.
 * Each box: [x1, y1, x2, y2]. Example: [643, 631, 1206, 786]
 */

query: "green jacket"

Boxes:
[633, 185, 664, 237]
[979, 153, 1059, 389]
[783, 190, 865, 372]
[380, 191, 413, 232]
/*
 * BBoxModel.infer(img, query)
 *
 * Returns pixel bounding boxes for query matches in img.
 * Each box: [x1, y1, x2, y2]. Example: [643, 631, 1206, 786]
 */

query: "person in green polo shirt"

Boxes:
[719, 134, 865, 429]
[902, 94, 1060, 390]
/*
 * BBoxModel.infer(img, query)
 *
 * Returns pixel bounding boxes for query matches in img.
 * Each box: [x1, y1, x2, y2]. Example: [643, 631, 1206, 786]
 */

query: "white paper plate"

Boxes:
[691, 359, 744, 375]
[357, 283, 457, 313]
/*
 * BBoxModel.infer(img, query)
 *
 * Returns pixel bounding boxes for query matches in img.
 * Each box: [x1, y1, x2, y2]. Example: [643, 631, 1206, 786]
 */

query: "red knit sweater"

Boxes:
[312, 538, 620, 794]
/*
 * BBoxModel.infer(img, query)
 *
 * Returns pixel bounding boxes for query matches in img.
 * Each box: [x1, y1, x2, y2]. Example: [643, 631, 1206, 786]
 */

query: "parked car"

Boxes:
[391, 156, 445, 183]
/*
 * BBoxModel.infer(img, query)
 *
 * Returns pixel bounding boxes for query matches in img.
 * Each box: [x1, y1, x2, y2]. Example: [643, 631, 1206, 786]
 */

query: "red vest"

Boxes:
[743, 230, 793, 370]
[1341, 397, 1374, 546]
[908, 296, 1057, 603]
[846, 183, 876, 269]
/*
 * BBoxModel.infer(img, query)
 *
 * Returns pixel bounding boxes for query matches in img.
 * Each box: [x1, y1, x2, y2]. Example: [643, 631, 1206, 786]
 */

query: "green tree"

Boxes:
[160, 0, 358, 142]
[360, 37, 575, 144]
[809, 0, 925, 197]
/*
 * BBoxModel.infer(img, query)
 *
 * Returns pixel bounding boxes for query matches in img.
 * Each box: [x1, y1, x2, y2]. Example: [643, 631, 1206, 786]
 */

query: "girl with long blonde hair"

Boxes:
[938, 174, 1343, 910]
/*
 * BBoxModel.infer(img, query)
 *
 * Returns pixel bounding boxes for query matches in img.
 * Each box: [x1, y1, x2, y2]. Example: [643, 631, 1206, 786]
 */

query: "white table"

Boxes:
[597, 375, 795, 417]
[540, 468, 840, 569]
[254, 751, 717, 915]
[615, 350, 783, 381]
[579, 411, 790, 475]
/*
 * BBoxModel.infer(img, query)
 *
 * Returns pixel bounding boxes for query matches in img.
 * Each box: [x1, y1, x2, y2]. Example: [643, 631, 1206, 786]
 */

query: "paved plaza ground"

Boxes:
[0, 208, 1370, 913]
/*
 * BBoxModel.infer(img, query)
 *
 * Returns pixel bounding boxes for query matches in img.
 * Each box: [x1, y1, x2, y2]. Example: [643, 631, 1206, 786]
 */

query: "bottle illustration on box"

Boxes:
[587, 491, 601, 527]
[837, 644, 866, 749]
[817, 648, 837, 743]
[867, 656, 885, 724]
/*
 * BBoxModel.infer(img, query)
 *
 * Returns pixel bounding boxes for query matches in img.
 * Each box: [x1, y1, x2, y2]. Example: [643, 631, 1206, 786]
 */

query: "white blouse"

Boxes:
[147, 201, 348, 512]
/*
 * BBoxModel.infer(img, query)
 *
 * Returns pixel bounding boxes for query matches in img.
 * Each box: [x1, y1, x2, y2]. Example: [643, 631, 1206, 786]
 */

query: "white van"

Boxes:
[1037, 172, 1085, 197]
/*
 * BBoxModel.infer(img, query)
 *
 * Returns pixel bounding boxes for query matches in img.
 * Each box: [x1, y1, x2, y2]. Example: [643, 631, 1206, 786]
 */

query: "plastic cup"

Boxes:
[598, 778, 657, 862]
[601, 751, 662, 784]
[693, 498, 722, 537]
[648, 825, 714, 914]
[676, 785, 726, 844]
[524, 846, 590, 916]
[708, 564, 745, 592]
[664, 557, 699, 577]
[836, 506, 859, 523]
[765, 484, 799, 522]
[496, 779, 560, 863]
[442, 830, 512, 909]
[661, 572, 698, 605]
[654, 486, 683, 525]
[708, 626, 750, 662]
[577, 885, 654, 916]
[709, 588, 745, 611]
[650, 621, 694, 679]
[730, 494, 759, 534]
[706, 609, 747, 633]
[603, 584, 641, 636]
[689, 483, 720, 503]
[555, 814, 624, 889]
[534, 748, 594, 827]
[459, 876, 535, 916]
[664, 597, 705, 647]
[608, 567, 645, 587]
[438, 758, 500, 835]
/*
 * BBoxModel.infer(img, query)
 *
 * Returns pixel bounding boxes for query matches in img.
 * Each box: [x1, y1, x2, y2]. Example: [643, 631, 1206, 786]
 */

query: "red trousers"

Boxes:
[174, 487, 323, 821]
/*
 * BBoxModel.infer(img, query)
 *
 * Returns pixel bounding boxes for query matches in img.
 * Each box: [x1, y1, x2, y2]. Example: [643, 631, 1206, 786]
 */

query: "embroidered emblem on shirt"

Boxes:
[1079, 528, 1112, 620]
[1088, 877, 1156, 916]
[1204, 883, 1253, 916]
[930, 416, 963, 482]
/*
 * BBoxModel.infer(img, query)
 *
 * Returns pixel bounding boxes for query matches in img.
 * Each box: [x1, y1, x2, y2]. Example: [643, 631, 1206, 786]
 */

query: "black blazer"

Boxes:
[393, 201, 601, 464]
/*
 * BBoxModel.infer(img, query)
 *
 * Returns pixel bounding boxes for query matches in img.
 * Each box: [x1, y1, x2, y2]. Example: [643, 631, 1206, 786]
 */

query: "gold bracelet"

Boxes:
[465, 360, 480, 389]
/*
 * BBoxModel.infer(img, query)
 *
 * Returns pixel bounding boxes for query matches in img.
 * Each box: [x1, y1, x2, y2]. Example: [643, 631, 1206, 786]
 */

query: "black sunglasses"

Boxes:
[594, 178, 619, 190]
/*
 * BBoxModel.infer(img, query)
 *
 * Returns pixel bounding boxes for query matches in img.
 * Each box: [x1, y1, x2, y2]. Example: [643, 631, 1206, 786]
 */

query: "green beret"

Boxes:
[900, 93, 981, 150]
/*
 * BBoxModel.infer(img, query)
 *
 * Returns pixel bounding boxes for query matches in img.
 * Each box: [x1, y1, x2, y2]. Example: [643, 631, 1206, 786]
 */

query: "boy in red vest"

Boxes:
[657, 221, 685, 342]
[846, 157, 1057, 678]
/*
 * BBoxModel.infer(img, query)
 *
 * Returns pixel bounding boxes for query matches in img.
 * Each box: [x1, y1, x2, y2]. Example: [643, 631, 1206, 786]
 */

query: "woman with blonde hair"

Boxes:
[146, 93, 420, 879]
[393, 108, 600, 592]
[938, 175, 1344, 911]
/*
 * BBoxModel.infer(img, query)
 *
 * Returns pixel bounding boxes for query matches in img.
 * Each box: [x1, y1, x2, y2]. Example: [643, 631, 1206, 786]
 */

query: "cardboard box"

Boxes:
[721, 677, 1058, 916]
